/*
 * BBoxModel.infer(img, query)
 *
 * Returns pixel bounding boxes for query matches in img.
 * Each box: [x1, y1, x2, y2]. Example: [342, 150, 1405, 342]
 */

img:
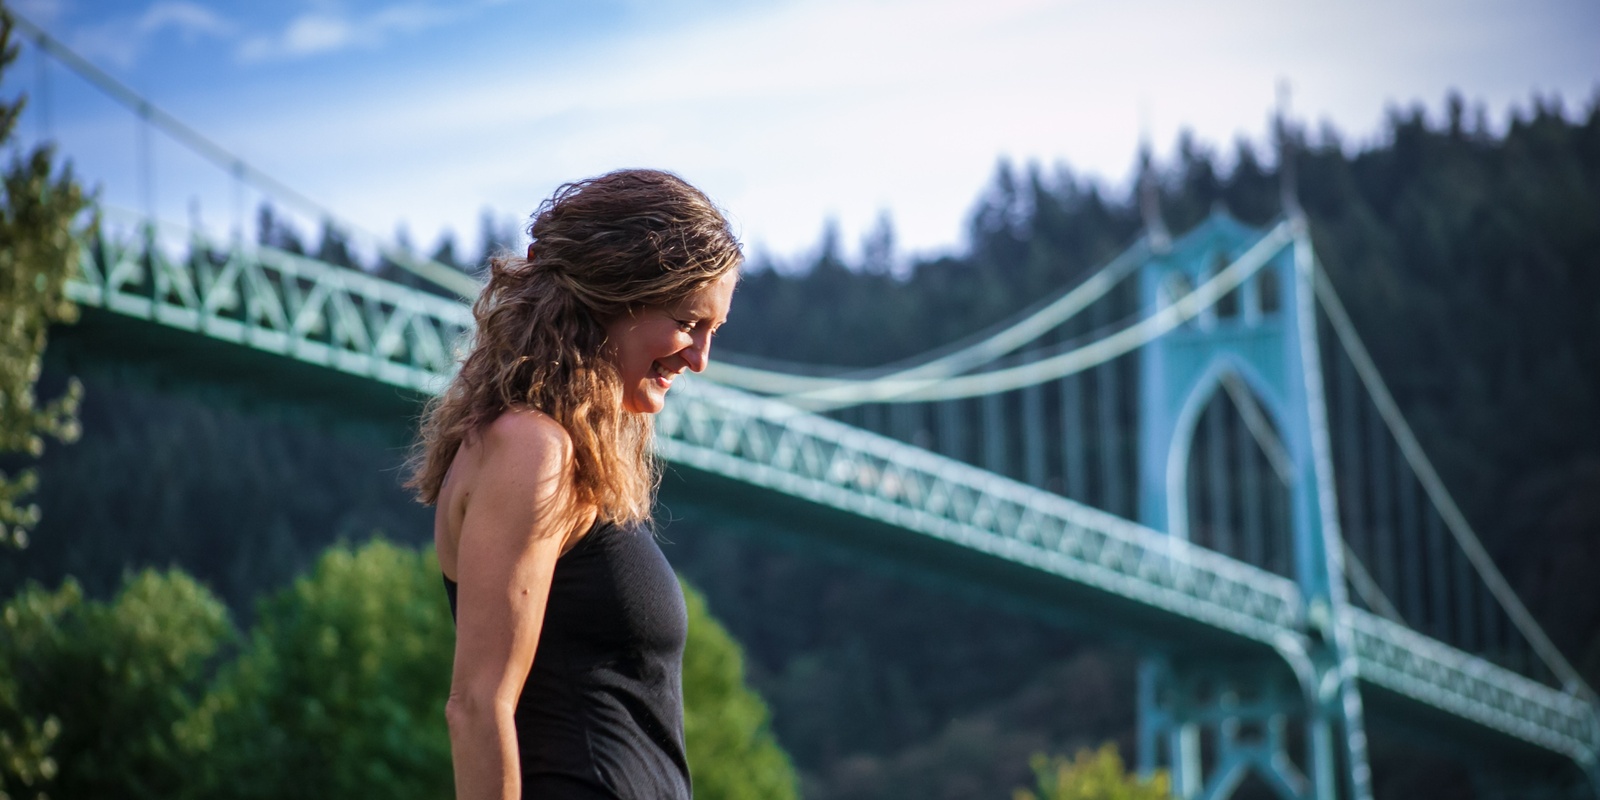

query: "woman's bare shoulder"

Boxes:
[478, 408, 573, 466]
[448, 409, 571, 484]
[454, 409, 572, 502]
[439, 410, 579, 575]
[446, 409, 575, 499]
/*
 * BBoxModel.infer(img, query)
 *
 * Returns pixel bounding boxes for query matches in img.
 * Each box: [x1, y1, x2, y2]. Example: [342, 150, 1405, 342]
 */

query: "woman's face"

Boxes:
[604, 270, 738, 414]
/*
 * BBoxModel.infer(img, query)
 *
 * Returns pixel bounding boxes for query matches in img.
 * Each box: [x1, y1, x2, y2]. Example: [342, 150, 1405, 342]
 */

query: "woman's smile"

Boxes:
[605, 269, 737, 414]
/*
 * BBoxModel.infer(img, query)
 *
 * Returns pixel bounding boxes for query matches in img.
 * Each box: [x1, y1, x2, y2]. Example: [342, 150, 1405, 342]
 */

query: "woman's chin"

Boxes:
[624, 388, 667, 414]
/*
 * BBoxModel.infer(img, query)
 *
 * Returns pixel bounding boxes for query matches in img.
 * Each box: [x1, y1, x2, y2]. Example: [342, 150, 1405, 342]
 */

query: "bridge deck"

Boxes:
[60, 230, 1600, 775]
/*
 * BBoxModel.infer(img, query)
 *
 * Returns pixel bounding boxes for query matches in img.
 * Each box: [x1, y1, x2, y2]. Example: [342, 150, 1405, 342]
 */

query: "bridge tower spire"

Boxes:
[1276, 80, 1305, 225]
[1139, 137, 1172, 254]
[1134, 214, 1372, 799]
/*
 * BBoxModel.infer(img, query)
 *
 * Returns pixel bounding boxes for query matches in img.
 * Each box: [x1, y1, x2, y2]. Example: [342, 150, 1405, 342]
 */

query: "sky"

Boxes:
[3, 0, 1597, 268]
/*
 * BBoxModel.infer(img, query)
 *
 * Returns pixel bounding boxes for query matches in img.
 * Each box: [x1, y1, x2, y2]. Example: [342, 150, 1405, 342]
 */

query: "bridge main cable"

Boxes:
[4, 10, 480, 301]
[1315, 263, 1596, 702]
[725, 220, 1292, 410]
[706, 236, 1151, 394]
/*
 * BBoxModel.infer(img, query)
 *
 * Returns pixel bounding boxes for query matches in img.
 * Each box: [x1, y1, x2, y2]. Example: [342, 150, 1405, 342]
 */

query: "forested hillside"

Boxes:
[723, 94, 1600, 696]
[6, 92, 1597, 798]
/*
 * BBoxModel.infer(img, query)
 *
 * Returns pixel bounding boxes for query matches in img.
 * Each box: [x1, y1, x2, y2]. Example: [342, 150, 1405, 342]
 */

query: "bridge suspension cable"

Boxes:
[705, 236, 1152, 393]
[1206, 353, 1409, 629]
[1314, 264, 1594, 700]
[757, 220, 1293, 410]
[4, 10, 480, 301]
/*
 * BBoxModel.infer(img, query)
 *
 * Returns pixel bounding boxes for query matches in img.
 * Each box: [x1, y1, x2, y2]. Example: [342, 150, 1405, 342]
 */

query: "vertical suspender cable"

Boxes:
[1368, 379, 1397, 610]
[1220, 361, 1404, 618]
[1239, 396, 1266, 568]
[936, 400, 961, 463]
[1455, 531, 1476, 651]
[1399, 464, 1423, 623]
[1483, 540, 1503, 662]
[1063, 377, 1086, 502]
[775, 223, 1291, 408]
[862, 402, 883, 438]
[232, 162, 245, 244]
[982, 392, 1006, 477]
[1314, 264, 1594, 698]
[33, 33, 49, 139]
[139, 102, 153, 222]
[5, 11, 476, 299]
[1023, 344, 1047, 487]
[1095, 300, 1125, 516]
[1206, 400, 1228, 555]
[1337, 349, 1368, 590]
[1427, 508, 1450, 641]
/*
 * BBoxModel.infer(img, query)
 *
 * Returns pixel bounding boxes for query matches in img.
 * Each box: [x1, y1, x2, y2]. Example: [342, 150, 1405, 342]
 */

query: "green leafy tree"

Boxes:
[0, 590, 62, 800]
[181, 539, 798, 800]
[0, 11, 89, 550]
[181, 539, 454, 800]
[0, 570, 230, 800]
[680, 579, 799, 800]
[1014, 745, 1169, 800]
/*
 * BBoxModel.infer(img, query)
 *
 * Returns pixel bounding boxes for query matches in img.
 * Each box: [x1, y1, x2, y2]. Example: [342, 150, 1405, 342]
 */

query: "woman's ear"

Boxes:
[527, 243, 536, 261]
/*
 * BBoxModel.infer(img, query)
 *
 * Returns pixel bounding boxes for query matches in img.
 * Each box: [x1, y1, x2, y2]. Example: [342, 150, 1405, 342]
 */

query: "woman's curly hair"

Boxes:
[407, 169, 742, 524]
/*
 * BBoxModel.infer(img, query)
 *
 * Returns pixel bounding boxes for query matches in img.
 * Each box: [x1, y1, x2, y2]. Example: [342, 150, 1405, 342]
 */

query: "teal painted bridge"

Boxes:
[57, 210, 1600, 800]
[15, 11, 1598, 796]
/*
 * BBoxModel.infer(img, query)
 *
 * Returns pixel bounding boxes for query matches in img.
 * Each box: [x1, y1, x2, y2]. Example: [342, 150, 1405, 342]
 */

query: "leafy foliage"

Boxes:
[181, 539, 454, 800]
[5, 89, 1597, 799]
[0, 570, 230, 800]
[0, 12, 89, 550]
[681, 578, 800, 800]
[0, 537, 797, 799]
[1013, 745, 1168, 800]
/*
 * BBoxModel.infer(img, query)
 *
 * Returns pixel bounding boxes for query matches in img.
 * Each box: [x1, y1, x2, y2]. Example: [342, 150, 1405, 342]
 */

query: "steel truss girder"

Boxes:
[63, 233, 1600, 781]
[660, 378, 1306, 645]
[1347, 608, 1600, 767]
[656, 382, 1600, 784]
[67, 226, 473, 394]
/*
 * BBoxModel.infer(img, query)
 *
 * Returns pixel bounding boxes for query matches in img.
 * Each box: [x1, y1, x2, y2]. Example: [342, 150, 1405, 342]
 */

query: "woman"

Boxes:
[408, 169, 742, 799]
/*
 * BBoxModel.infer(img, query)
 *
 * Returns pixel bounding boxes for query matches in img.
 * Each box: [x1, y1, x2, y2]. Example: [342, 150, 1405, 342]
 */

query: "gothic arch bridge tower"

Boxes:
[1136, 210, 1373, 800]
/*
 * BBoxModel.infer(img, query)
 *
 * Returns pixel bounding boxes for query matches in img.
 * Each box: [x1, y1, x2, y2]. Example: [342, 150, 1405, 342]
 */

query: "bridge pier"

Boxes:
[1138, 654, 1324, 799]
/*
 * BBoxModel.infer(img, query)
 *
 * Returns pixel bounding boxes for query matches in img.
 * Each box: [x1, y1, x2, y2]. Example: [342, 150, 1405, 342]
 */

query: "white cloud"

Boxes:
[67, 1, 233, 69]
[141, 1, 233, 39]
[237, 2, 462, 63]
[43, 0, 1600, 263]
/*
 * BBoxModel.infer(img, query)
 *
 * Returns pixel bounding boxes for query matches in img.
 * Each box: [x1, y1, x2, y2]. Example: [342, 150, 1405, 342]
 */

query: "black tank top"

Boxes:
[444, 521, 691, 799]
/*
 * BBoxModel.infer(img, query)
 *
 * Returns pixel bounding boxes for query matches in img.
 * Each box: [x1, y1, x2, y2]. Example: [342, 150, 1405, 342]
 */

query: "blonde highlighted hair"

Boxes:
[408, 169, 742, 523]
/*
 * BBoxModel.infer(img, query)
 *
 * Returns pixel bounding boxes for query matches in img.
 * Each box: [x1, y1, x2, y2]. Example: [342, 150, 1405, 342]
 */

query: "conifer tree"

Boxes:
[0, 10, 89, 551]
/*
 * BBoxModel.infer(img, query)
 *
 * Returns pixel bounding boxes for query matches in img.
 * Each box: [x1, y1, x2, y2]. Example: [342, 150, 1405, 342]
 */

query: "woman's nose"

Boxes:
[681, 335, 711, 372]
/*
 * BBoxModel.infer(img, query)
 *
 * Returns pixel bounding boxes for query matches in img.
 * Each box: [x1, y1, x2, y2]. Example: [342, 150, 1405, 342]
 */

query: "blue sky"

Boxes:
[4, 0, 1598, 266]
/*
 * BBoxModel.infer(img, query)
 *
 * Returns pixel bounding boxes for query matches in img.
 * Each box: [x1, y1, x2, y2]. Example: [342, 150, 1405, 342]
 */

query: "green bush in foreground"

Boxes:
[181, 539, 455, 800]
[1014, 744, 1169, 800]
[2, 538, 797, 799]
[0, 570, 230, 800]
[681, 578, 800, 800]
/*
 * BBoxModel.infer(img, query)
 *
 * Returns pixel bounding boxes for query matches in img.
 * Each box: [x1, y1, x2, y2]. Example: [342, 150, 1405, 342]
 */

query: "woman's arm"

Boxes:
[445, 411, 582, 800]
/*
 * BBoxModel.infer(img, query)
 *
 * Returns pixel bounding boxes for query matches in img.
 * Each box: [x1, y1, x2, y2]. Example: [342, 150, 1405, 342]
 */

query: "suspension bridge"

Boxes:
[8, 13, 1599, 799]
